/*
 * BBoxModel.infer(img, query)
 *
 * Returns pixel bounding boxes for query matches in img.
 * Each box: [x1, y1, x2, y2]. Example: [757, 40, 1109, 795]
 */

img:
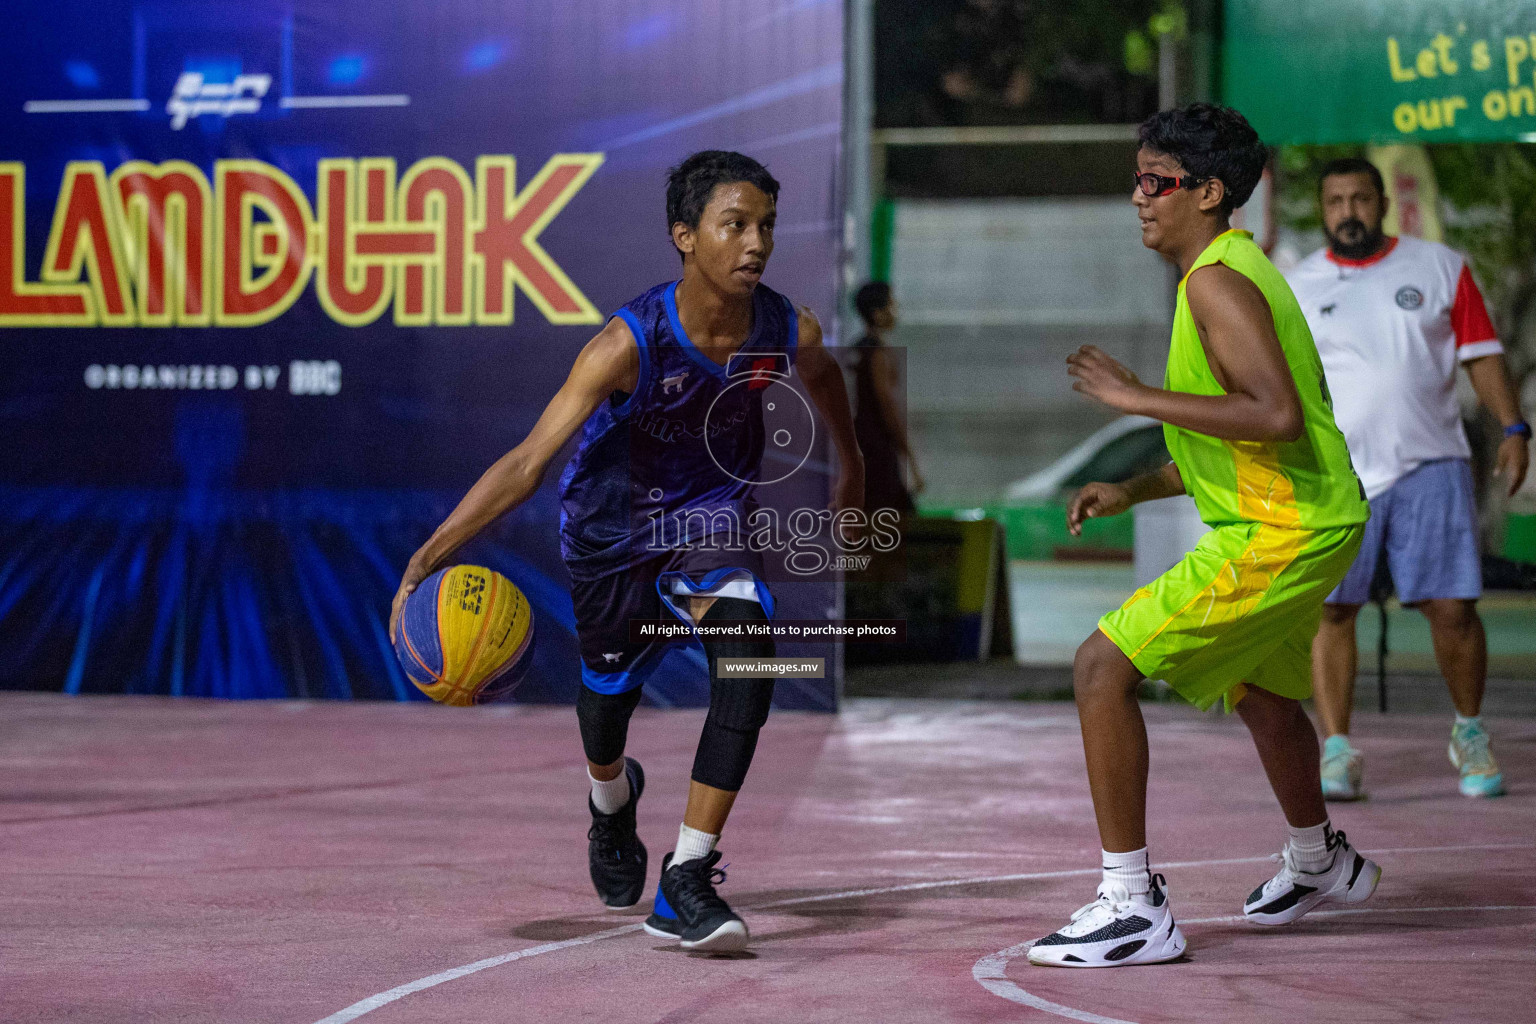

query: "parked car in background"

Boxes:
[1004, 416, 1169, 502]
[923, 417, 1170, 561]
[932, 413, 1536, 572]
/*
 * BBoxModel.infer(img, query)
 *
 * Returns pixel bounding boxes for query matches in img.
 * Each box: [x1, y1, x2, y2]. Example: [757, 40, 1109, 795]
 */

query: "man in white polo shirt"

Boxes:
[1287, 157, 1529, 800]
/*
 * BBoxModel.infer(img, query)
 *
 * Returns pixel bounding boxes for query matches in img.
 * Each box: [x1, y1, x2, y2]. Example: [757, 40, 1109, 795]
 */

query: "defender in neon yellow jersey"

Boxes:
[1022, 105, 1380, 970]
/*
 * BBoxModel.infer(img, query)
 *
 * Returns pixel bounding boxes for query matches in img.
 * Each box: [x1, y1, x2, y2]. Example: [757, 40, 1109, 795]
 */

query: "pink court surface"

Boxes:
[3, 692, 1532, 1024]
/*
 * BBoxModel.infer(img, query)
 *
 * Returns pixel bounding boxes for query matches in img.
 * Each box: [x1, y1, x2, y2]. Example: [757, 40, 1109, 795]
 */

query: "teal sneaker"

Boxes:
[1449, 720, 1504, 798]
[1320, 734, 1364, 801]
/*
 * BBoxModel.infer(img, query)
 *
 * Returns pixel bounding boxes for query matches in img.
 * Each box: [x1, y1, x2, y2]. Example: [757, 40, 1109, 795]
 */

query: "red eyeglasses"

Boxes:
[1133, 171, 1210, 197]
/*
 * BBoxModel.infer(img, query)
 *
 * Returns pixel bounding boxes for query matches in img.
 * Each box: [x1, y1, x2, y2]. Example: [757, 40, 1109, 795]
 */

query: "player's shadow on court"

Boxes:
[654, 945, 760, 960]
[643, 904, 906, 957]
[510, 915, 641, 941]
[747, 904, 908, 947]
[508, 896, 906, 946]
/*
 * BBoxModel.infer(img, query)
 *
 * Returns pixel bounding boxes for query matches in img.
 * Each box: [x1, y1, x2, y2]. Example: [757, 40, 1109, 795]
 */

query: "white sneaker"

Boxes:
[1449, 720, 1505, 798]
[1242, 829, 1380, 926]
[1027, 874, 1187, 968]
[1320, 737, 1364, 801]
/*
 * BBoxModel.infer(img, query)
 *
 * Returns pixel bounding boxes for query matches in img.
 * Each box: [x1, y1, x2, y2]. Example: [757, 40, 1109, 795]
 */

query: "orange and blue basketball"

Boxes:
[393, 565, 535, 705]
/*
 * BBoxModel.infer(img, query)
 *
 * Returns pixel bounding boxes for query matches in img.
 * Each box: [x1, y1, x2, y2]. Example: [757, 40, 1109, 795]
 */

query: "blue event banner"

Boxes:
[0, 0, 845, 707]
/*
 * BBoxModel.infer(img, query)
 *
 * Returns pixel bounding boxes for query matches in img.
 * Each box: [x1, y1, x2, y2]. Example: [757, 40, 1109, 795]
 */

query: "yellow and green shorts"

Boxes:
[1099, 522, 1364, 712]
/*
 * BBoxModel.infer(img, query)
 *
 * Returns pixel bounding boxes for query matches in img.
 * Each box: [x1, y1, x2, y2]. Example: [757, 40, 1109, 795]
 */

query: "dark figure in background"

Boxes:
[852, 282, 923, 515]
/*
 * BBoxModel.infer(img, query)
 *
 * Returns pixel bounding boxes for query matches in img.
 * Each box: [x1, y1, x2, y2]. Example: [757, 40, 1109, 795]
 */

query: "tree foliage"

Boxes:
[874, 0, 1173, 127]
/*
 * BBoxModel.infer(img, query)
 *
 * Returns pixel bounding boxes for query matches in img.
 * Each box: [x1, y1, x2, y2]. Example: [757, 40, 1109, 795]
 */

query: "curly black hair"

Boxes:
[1137, 103, 1269, 216]
[665, 151, 780, 259]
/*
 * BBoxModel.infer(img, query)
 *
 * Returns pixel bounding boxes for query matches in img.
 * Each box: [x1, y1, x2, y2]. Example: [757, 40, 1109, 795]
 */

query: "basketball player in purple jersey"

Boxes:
[390, 152, 863, 951]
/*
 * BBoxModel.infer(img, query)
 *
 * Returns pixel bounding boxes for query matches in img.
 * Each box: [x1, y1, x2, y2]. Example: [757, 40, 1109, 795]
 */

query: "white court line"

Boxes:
[755, 842, 1532, 909]
[311, 842, 1532, 1024]
[975, 942, 1137, 1024]
[314, 923, 644, 1024]
[975, 905, 1536, 1024]
[1177, 904, 1536, 926]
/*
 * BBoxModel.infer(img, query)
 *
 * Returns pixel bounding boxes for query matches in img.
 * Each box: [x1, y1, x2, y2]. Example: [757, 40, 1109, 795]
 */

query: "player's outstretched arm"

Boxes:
[389, 318, 639, 639]
[1066, 264, 1304, 443]
[1067, 462, 1184, 537]
[794, 306, 865, 515]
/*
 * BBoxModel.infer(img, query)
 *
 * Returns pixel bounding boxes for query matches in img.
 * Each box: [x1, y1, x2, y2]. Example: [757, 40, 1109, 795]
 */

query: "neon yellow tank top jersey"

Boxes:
[1166, 230, 1368, 530]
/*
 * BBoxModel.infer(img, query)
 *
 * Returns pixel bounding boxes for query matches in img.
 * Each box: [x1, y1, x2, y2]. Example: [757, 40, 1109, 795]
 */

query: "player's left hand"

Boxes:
[389, 559, 432, 644]
[1067, 345, 1145, 412]
[1495, 434, 1529, 496]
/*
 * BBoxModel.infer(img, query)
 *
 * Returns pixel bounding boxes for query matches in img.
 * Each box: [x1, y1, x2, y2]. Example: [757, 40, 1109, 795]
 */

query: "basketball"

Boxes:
[392, 565, 535, 705]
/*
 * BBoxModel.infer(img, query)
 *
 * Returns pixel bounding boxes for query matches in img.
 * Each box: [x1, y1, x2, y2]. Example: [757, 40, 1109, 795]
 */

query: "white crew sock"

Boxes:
[1288, 820, 1334, 873]
[1101, 846, 1151, 897]
[588, 766, 631, 815]
[1455, 713, 1483, 730]
[673, 824, 719, 866]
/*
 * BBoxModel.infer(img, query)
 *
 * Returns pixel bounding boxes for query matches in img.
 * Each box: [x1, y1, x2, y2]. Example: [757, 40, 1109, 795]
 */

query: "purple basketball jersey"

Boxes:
[557, 281, 799, 581]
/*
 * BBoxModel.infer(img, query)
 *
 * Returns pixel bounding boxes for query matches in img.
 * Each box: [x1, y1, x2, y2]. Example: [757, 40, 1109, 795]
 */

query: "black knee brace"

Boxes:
[576, 683, 643, 766]
[691, 597, 776, 791]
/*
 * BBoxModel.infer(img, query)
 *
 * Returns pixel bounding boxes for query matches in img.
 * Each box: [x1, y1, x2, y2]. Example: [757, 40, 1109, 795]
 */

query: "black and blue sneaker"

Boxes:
[587, 757, 647, 910]
[642, 851, 748, 951]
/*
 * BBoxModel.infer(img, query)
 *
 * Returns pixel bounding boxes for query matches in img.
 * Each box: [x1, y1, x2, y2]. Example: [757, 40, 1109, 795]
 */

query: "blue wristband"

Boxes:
[1506, 422, 1532, 439]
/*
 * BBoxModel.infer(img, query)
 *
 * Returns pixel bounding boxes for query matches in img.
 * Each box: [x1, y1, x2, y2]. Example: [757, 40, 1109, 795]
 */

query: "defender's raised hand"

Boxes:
[1067, 482, 1133, 537]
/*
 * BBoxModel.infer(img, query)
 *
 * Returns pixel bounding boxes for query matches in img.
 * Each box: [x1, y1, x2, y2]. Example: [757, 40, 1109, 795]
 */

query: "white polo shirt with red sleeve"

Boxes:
[1285, 235, 1502, 499]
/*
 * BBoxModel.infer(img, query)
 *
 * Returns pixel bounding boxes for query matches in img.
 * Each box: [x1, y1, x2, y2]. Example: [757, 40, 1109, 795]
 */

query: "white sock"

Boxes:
[588, 767, 631, 815]
[1101, 847, 1151, 897]
[673, 824, 718, 866]
[1288, 820, 1333, 873]
[1455, 713, 1482, 730]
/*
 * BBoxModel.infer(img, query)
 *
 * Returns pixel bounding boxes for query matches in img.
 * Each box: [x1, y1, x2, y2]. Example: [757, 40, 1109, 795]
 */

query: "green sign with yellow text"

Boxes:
[1224, 0, 1536, 144]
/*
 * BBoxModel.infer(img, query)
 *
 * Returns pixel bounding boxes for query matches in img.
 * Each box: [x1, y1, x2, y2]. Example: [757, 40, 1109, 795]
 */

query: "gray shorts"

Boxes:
[1327, 458, 1482, 606]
